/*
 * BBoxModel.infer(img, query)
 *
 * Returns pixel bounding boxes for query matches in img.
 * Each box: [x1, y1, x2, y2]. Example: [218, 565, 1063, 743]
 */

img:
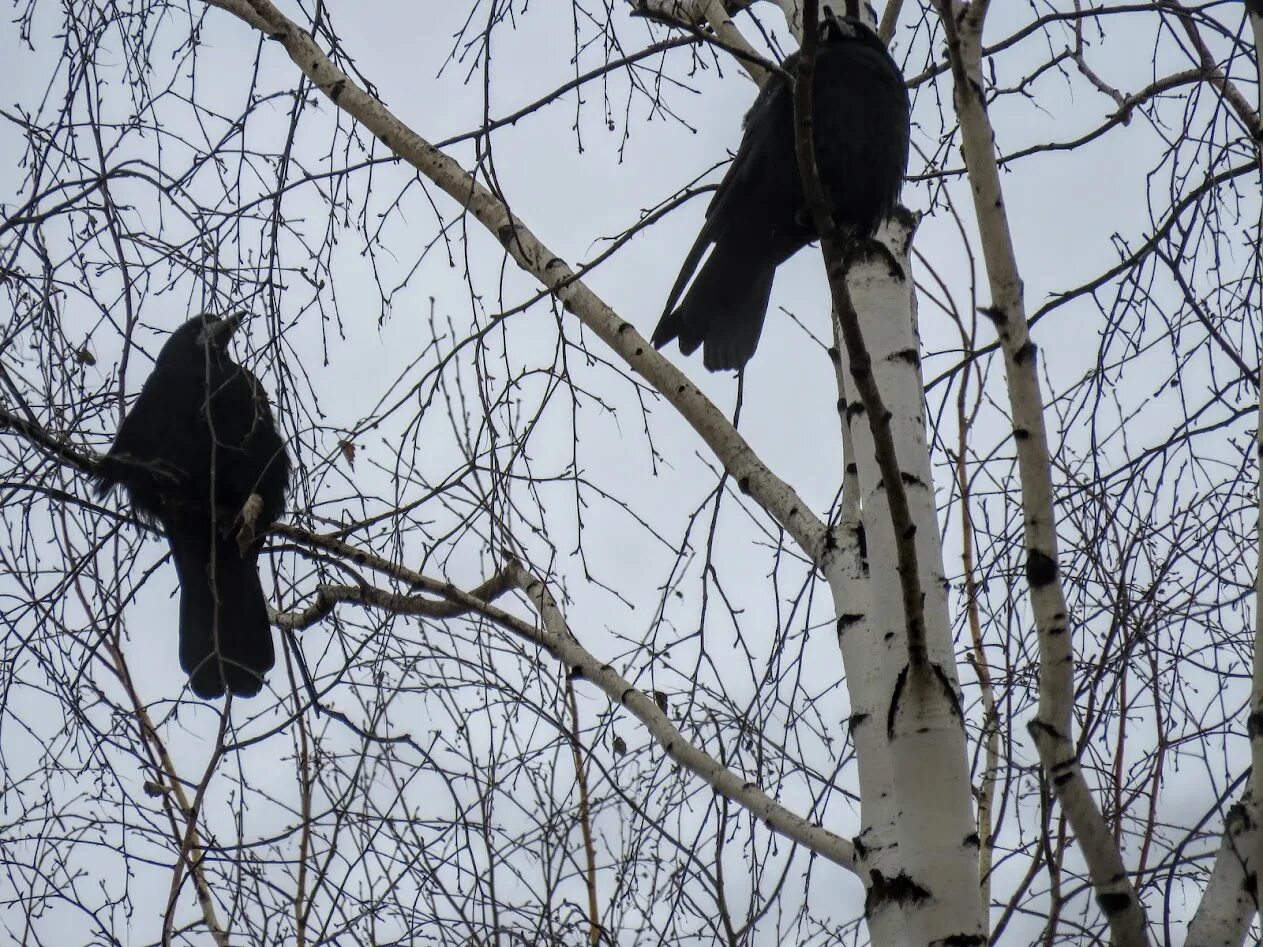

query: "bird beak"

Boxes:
[821, 6, 845, 37]
[822, 4, 865, 39]
[199, 312, 246, 348]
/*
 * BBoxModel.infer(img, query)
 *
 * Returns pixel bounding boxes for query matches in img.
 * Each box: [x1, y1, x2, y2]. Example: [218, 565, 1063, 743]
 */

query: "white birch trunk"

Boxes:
[1185, 802, 1258, 947]
[1248, 0, 1263, 935]
[933, 1, 1148, 942]
[825, 320, 907, 947]
[836, 215, 985, 945]
[1186, 3, 1263, 943]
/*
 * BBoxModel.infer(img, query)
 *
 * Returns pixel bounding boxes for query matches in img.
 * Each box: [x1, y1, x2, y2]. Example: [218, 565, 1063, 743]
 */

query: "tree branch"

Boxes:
[202, 0, 828, 564]
[272, 554, 861, 872]
[791, 6, 927, 668]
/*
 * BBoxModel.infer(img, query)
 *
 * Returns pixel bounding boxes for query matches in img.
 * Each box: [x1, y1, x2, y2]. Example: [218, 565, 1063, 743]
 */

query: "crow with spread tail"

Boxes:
[97, 313, 290, 699]
[652, 4, 910, 371]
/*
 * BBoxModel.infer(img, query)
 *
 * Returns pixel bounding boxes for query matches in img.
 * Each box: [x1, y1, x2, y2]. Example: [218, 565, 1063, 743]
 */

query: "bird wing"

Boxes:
[227, 364, 290, 524]
[96, 363, 206, 507]
[657, 71, 789, 323]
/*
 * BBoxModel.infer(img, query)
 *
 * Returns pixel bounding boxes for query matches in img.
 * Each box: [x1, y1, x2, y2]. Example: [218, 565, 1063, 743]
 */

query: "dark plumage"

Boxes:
[97, 313, 290, 699]
[652, 8, 911, 371]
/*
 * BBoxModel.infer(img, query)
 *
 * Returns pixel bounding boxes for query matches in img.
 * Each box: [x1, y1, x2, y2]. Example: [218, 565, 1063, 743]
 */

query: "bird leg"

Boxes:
[235, 493, 265, 556]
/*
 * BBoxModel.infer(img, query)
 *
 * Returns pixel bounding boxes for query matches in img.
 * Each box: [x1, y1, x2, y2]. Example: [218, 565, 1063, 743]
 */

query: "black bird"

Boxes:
[97, 313, 290, 699]
[652, 5, 910, 371]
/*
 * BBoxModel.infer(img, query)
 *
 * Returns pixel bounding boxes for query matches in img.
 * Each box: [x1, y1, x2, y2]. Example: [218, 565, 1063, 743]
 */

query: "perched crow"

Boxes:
[652, 5, 910, 371]
[97, 313, 290, 699]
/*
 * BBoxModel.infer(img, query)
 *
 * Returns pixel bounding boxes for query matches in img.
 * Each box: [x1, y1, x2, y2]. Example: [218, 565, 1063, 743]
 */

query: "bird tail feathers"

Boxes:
[168, 525, 275, 698]
[652, 240, 777, 372]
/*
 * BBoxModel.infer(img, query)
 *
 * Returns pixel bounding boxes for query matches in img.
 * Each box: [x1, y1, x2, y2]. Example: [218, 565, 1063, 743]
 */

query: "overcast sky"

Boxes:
[1, 1, 1259, 943]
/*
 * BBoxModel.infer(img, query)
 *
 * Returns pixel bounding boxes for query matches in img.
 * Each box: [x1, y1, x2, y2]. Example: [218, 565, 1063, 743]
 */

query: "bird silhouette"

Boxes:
[652, 7, 910, 371]
[97, 313, 290, 698]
